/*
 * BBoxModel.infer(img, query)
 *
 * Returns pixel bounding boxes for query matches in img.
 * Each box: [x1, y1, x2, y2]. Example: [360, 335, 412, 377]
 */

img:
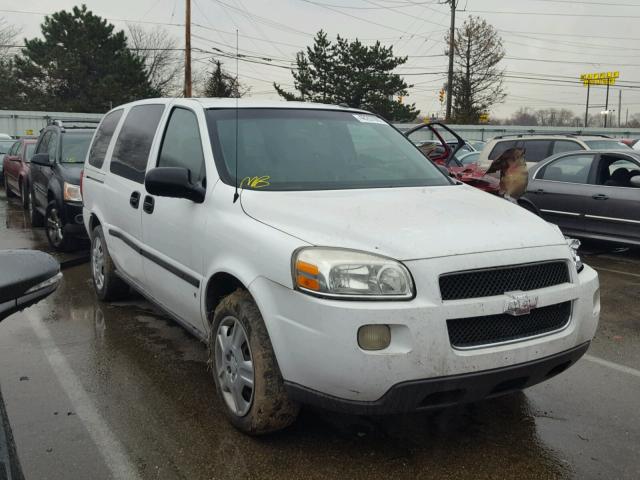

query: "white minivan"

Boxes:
[82, 99, 600, 434]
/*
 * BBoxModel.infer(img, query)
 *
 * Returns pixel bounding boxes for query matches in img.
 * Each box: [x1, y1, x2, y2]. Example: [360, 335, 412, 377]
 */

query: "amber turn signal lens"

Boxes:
[296, 260, 319, 276]
[297, 275, 320, 291]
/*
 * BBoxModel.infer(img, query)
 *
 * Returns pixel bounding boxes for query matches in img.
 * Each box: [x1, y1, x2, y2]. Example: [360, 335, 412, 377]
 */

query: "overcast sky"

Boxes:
[2, 0, 639, 122]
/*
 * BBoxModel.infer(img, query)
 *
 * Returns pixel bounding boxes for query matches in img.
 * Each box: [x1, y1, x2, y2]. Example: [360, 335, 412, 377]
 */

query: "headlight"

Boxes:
[292, 247, 414, 299]
[566, 237, 584, 273]
[63, 182, 82, 202]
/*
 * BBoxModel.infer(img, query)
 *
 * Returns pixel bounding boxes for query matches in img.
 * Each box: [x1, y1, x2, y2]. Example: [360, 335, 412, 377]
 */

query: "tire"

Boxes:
[28, 188, 44, 227]
[210, 289, 299, 435]
[20, 180, 29, 210]
[3, 174, 15, 198]
[91, 225, 130, 301]
[45, 200, 78, 252]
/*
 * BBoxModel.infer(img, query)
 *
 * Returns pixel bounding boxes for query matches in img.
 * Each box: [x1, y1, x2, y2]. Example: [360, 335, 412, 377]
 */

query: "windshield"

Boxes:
[25, 143, 36, 161]
[205, 109, 450, 191]
[0, 140, 14, 154]
[585, 140, 631, 150]
[61, 132, 93, 163]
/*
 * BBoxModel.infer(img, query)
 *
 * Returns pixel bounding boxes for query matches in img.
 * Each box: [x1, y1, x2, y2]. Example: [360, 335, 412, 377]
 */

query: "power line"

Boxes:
[466, 9, 640, 18]
[296, 0, 446, 37]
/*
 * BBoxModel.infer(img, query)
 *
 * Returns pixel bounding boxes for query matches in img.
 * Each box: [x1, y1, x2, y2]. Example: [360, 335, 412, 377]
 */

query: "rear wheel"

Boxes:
[20, 180, 29, 210]
[28, 188, 44, 227]
[3, 174, 15, 198]
[91, 225, 129, 301]
[45, 201, 77, 251]
[210, 289, 299, 435]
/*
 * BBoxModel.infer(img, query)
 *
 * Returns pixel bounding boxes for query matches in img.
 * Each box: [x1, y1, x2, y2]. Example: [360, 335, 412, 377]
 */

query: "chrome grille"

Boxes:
[439, 261, 569, 301]
[447, 301, 571, 349]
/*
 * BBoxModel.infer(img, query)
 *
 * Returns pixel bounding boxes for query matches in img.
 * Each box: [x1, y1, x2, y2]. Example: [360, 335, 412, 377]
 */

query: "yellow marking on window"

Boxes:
[240, 176, 271, 188]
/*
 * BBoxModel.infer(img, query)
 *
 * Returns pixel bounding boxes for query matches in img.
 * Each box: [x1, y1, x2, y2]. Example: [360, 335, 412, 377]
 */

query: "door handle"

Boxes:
[130, 191, 140, 209]
[592, 194, 609, 200]
[143, 195, 155, 214]
[535, 188, 545, 194]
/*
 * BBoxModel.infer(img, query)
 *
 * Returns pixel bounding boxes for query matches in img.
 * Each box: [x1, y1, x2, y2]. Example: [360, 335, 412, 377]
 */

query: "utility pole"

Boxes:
[444, 0, 457, 122]
[184, 0, 192, 98]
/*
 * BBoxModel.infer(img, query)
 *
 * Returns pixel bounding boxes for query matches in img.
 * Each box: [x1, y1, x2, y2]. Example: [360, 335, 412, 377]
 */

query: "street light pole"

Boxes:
[584, 81, 590, 127]
[604, 82, 610, 128]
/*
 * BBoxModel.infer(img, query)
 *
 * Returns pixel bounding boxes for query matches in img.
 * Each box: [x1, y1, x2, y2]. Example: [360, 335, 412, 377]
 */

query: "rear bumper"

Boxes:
[285, 341, 590, 414]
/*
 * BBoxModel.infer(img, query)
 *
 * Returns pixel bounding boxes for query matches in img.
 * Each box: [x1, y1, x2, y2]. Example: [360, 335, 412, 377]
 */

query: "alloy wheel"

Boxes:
[46, 207, 64, 246]
[214, 316, 255, 416]
[92, 236, 105, 291]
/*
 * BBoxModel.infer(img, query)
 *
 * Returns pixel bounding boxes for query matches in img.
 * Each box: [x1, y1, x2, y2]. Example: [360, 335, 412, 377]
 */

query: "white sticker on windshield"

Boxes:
[352, 114, 387, 125]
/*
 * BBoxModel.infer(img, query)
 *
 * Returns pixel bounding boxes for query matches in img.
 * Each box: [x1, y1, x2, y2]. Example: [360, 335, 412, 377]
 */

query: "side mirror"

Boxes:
[630, 176, 640, 188]
[0, 250, 61, 322]
[31, 153, 51, 166]
[145, 167, 205, 203]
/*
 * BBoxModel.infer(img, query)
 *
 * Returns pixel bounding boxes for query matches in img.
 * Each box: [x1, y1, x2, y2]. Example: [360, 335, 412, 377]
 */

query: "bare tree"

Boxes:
[508, 107, 538, 126]
[127, 24, 182, 96]
[0, 17, 20, 60]
[445, 16, 505, 124]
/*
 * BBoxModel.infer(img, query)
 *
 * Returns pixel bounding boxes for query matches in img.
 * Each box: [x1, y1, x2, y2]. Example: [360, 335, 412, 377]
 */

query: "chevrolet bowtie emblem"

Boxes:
[504, 291, 538, 316]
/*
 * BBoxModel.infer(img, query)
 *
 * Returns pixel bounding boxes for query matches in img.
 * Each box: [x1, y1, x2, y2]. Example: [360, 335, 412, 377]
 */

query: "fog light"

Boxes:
[358, 325, 391, 351]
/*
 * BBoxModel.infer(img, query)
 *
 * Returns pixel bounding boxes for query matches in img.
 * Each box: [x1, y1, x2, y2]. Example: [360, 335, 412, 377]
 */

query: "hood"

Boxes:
[240, 185, 566, 261]
[449, 164, 500, 193]
[57, 163, 83, 185]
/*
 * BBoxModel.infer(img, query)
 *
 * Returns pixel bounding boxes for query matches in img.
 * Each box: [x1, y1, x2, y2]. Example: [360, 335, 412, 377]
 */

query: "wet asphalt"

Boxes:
[0, 188, 639, 480]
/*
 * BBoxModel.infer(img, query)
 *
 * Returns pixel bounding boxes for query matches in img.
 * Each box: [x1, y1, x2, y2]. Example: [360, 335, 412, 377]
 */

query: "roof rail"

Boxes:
[493, 131, 612, 139]
[46, 117, 101, 129]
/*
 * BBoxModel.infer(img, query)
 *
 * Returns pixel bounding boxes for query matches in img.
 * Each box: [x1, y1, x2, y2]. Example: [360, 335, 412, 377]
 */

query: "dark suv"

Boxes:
[29, 120, 98, 251]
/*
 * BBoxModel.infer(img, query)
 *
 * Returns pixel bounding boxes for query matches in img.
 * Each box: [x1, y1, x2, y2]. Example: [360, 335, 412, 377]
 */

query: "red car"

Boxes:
[404, 122, 499, 194]
[2, 137, 38, 209]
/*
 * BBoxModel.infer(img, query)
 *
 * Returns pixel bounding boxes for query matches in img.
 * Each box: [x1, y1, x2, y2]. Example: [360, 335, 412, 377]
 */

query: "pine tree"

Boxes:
[275, 31, 419, 122]
[14, 5, 158, 112]
[203, 60, 247, 98]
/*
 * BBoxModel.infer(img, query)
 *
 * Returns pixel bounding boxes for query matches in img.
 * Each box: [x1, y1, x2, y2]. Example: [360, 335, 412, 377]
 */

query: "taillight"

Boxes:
[80, 169, 84, 197]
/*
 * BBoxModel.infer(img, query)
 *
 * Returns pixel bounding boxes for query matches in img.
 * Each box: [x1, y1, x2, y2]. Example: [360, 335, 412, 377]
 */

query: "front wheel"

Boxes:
[210, 289, 299, 435]
[45, 201, 77, 251]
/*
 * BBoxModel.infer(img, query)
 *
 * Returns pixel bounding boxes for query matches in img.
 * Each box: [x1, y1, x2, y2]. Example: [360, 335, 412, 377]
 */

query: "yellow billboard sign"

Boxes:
[580, 71, 619, 86]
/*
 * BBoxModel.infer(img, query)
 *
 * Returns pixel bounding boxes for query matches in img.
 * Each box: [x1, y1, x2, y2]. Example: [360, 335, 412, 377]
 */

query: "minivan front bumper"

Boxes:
[249, 245, 600, 407]
[284, 341, 589, 414]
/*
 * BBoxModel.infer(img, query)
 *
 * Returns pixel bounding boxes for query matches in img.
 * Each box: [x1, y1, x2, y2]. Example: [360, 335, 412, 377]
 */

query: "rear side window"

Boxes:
[521, 140, 551, 162]
[25, 143, 35, 161]
[538, 154, 594, 184]
[552, 140, 582, 154]
[111, 105, 165, 183]
[89, 110, 123, 169]
[488, 140, 517, 160]
[35, 132, 51, 154]
[157, 108, 206, 183]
